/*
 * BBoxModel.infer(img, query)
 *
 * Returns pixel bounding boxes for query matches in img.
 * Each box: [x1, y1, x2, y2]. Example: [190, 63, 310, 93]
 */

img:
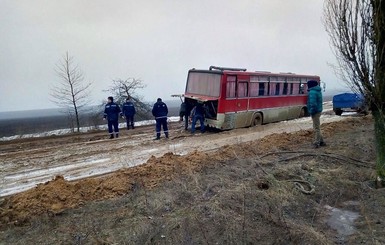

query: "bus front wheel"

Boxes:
[252, 113, 263, 126]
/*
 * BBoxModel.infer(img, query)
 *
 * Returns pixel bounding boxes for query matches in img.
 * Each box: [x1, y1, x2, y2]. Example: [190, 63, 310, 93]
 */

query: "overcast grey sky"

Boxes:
[0, 0, 347, 112]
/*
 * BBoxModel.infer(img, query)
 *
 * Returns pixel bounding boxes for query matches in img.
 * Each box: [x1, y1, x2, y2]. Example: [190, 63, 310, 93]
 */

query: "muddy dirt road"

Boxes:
[1, 112, 380, 244]
[0, 103, 349, 197]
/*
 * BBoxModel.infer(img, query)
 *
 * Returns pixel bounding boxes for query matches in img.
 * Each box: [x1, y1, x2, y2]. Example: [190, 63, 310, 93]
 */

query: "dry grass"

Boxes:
[2, 116, 385, 244]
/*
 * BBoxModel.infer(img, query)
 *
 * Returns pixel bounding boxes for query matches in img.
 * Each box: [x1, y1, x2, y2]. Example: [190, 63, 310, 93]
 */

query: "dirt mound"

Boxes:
[0, 117, 370, 227]
[0, 151, 212, 226]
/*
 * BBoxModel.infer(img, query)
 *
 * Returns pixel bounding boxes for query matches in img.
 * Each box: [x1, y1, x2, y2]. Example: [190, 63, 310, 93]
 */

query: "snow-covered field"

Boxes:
[0, 117, 181, 141]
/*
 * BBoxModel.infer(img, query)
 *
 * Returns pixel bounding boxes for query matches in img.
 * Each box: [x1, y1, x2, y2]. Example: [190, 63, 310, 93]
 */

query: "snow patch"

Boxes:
[325, 205, 359, 237]
[0, 117, 180, 141]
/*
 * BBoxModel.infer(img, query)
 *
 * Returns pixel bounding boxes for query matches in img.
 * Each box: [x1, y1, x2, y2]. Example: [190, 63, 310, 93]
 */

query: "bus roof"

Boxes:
[188, 68, 320, 80]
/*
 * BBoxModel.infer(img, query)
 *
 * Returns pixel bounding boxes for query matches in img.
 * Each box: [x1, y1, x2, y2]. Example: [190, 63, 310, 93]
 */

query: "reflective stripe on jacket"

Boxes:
[104, 102, 121, 121]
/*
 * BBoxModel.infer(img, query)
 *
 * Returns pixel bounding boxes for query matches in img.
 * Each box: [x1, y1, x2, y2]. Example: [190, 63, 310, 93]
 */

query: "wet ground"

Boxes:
[0, 103, 346, 197]
[1, 109, 384, 244]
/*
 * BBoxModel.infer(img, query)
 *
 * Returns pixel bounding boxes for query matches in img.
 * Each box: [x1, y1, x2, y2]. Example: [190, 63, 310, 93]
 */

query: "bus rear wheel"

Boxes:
[299, 107, 307, 117]
[252, 113, 263, 126]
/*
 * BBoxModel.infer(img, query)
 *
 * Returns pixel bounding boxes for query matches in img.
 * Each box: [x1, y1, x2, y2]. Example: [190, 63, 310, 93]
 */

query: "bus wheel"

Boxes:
[252, 113, 263, 126]
[299, 107, 307, 117]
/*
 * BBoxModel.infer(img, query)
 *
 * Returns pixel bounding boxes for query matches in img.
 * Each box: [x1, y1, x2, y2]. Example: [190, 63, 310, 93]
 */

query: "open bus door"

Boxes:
[184, 95, 218, 120]
[204, 99, 218, 120]
[171, 94, 184, 103]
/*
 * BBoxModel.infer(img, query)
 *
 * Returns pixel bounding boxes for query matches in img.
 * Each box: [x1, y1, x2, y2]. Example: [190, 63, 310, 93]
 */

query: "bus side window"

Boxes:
[283, 82, 288, 95]
[226, 81, 236, 98]
[299, 83, 305, 94]
[269, 83, 275, 95]
[292, 83, 299, 94]
[249, 76, 258, 97]
[275, 83, 280, 95]
[290, 83, 294, 94]
[258, 82, 265, 96]
[302, 83, 308, 94]
[269, 76, 278, 95]
[249, 82, 258, 97]
[238, 82, 248, 98]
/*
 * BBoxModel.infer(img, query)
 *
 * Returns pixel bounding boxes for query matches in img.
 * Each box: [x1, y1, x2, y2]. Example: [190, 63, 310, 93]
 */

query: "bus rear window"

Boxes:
[186, 72, 221, 97]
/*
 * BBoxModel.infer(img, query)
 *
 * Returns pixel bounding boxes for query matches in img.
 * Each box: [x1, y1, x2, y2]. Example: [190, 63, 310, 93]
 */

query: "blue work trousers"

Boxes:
[125, 115, 135, 129]
[155, 118, 168, 139]
[108, 120, 119, 134]
[191, 115, 205, 133]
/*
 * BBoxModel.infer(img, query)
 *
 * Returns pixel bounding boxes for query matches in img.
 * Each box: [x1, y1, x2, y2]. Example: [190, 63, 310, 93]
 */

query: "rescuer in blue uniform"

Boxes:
[307, 80, 325, 148]
[152, 98, 169, 140]
[190, 101, 206, 134]
[122, 97, 136, 130]
[104, 96, 122, 139]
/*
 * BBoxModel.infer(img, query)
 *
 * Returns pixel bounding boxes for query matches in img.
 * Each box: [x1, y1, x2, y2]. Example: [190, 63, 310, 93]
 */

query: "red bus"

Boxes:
[184, 66, 320, 130]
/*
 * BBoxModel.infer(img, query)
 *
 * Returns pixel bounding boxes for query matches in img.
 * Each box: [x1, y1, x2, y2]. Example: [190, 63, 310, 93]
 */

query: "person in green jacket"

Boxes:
[307, 80, 326, 148]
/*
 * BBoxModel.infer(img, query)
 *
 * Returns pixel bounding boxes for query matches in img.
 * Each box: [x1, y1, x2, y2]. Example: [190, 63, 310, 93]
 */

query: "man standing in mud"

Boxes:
[152, 98, 169, 140]
[104, 96, 122, 139]
[184, 100, 194, 130]
[190, 101, 206, 134]
[179, 101, 186, 122]
[122, 97, 136, 130]
[307, 80, 325, 148]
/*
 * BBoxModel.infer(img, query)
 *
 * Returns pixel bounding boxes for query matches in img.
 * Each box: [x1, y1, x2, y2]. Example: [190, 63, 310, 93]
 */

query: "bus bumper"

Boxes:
[205, 114, 227, 130]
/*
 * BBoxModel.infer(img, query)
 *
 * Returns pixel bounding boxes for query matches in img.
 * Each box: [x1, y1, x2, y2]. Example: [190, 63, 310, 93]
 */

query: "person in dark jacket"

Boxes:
[307, 80, 325, 148]
[122, 97, 136, 130]
[104, 96, 122, 139]
[152, 98, 169, 140]
[179, 102, 186, 122]
[190, 101, 205, 134]
[184, 100, 194, 130]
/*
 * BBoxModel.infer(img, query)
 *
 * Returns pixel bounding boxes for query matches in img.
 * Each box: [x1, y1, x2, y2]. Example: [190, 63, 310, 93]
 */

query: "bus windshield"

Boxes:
[186, 72, 221, 97]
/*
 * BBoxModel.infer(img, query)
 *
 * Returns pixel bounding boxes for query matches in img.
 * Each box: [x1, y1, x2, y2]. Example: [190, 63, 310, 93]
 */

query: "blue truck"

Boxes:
[332, 93, 367, 116]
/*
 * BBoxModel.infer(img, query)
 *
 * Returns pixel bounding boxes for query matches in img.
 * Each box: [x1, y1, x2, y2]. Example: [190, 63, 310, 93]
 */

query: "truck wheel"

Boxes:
[334, 108, 343, 116]
[252, 113, 263, 126]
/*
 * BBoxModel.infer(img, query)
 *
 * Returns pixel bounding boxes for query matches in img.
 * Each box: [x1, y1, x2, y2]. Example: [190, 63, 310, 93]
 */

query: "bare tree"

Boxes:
[324, 0, 385, 181]
[51, 52, 92, 133]
[105, 78, 151, 120]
